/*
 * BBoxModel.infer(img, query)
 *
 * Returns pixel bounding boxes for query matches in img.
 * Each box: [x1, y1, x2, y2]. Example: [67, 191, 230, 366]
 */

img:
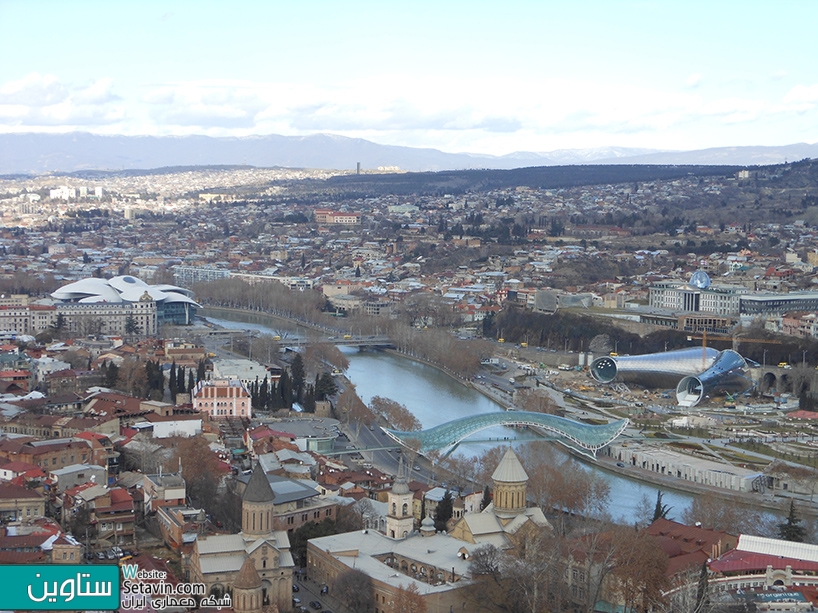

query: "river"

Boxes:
[203, 310, 696, 522]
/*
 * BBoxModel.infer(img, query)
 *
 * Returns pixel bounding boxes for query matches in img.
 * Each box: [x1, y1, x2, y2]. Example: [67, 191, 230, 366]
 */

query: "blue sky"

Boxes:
[1, 0, 817, 154]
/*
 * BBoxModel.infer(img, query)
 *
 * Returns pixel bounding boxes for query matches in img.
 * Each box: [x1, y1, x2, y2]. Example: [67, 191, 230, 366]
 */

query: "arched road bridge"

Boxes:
[384, 411, 629, 459]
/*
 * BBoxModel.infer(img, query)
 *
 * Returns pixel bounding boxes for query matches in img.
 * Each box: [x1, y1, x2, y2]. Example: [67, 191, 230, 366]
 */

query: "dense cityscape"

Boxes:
[0, 157, 818, 612]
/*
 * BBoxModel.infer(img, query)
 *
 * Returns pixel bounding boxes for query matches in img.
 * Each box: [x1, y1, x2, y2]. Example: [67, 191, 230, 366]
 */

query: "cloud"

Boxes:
[0, 73, 126, 129]
[2, 72, 815, 153]
[783, 83, 818, 112]
[0, 73, 68, 106]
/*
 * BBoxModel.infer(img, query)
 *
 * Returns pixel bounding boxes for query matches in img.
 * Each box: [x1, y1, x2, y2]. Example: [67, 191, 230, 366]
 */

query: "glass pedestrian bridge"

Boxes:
[384, 411, 629, 459]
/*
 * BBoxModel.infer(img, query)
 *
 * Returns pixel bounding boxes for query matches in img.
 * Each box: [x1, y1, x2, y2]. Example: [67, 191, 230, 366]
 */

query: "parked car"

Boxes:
[310, 602, 322, 610]
[292, 597, 301, 606]
[105, 549, 116, 560]
[112, 546, 123, 557]
[95, 551, 105, 560]
[292, 585, 300, 592]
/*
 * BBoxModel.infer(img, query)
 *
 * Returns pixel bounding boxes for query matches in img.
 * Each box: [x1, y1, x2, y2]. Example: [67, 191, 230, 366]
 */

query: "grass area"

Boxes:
[667, 426, 711, 439]
[729, 440, 818, 469]
[668, 441, 704, 451]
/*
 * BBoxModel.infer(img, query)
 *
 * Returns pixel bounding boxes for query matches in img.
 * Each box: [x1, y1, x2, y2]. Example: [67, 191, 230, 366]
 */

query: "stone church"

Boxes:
[189, 464, 294, 612]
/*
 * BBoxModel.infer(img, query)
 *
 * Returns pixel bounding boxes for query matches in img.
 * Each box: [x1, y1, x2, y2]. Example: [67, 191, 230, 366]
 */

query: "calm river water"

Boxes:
[203, 311, 695, 522]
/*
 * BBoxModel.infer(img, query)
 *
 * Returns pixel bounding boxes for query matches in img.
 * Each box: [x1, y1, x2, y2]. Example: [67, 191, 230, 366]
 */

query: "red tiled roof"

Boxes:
[711, 549, 818, 574]
[0, 481, 42, 499]
[0, 550, 46, 563]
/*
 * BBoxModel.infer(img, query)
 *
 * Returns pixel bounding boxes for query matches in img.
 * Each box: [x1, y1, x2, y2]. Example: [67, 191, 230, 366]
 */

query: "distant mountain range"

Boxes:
[0, 132, 816, 175]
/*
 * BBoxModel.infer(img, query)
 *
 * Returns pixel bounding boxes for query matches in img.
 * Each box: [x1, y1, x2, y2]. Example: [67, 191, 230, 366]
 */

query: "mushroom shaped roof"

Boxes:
[51, 276, 201, 308]
[52, 278, 124, 302]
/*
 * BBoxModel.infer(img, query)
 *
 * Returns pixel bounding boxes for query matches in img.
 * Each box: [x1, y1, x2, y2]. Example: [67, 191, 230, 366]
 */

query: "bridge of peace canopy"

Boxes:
[384, 411, 629, 459]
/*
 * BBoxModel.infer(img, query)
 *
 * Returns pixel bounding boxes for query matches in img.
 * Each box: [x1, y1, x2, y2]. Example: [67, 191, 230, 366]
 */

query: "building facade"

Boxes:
[192, 379, 252, 419]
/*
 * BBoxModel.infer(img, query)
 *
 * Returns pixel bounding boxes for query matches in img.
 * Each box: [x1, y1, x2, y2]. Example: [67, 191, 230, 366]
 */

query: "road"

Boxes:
[340, 422, 438, 485]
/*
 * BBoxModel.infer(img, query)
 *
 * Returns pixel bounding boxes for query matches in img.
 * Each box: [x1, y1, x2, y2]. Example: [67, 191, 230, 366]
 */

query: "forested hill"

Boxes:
[319, 164, 745, 196]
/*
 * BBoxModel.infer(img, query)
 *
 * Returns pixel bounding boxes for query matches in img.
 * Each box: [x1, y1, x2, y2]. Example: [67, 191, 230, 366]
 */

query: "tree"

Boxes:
[392, 583, 427, 613]
[480, 485, 492, 511]
[610, 528, 669, 613]
[290, 353, 305, 401]
[652, 490, 672, 522]
[434, 490, 453, 532]
[332, 569, 374, 613]
[315, 372, 338, 400]
[124, 314, 139, 336]
[470, 544, 503, 577]
[778, 500, 807, 542]
[103, 361, 119, 388]
[291, 519, 335, 567]
[682, 491, 774, 536]
[117, 358, 148, 397]
[176, 435, 221, 511]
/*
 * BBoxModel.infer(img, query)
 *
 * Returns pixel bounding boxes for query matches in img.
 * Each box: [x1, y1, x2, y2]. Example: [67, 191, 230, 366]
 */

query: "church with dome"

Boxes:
[305, 448, 550, 612]
[189, 464, 294, 613]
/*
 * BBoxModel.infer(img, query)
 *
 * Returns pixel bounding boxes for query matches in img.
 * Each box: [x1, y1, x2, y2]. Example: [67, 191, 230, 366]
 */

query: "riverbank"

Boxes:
[199, 306, 793, 518]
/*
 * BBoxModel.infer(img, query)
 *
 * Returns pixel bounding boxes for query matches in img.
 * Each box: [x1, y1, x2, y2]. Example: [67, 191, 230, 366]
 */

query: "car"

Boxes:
[292, 597, 301, 606]
[96, 551, 105, 560]
[616, 462, 626, 467]
[345, 445, 354, 450]
[112, 546, 123, 557]
[292, 584, 300, 592]
[85, 552, 95, 561]
[310, 602, 322, 610]
[413, 465, 421, 471]
[106, 549, 116, 560]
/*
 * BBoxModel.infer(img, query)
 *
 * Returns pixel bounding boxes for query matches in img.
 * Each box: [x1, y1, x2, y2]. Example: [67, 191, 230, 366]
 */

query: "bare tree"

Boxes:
[116, 358, 148, 398]
[370, 396, 422, 431]
[332, 569, 374, 613]
[610, 527, 670, 613]
[392, 583, 427, 613]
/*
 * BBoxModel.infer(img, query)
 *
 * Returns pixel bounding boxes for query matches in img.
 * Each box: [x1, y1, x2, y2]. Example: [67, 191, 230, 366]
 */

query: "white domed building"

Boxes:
[50, 275, 201, 336]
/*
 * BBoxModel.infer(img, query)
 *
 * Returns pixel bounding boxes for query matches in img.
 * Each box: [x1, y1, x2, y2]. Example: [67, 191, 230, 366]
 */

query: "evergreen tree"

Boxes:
[104, 361, 119, 388]
[315, 372, 338, 400]
[652, 490, 672, 521]
[197, 358, 206, 382]
[279, 370, 293, 408]
[176, 366, 185, 395]
[434, 490, 454, 532]
[480, 485, 491, 512]
[169, 361, 178, 401]
[291, 354, 305, 401]
[778, 500, 807, 542]
[259, 376, 269, 412]
[303, 385, 316, 413]
[187, 370, 195, 393]
[250, 376, 260, 410]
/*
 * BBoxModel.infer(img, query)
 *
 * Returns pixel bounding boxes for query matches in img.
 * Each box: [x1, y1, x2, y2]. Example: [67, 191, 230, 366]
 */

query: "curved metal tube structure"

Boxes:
[675, 349, 753, 407]
[384, 411, 629, 458]
[590, 347, 720, 388]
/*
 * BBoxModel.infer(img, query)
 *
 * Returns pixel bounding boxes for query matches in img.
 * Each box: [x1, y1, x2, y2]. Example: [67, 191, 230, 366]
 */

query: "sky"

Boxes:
[1, 0, 817, 155]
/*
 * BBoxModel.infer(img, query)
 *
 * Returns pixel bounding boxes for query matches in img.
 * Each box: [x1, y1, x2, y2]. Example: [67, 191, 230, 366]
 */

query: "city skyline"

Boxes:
[1, 0, 817, 156]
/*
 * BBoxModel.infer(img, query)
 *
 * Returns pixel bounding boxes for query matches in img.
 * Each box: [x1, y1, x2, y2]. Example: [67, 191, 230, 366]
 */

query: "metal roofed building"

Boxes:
[51, 275, 200, 327]
[235, 470, 338, 533]
[307, 530, 475, 613]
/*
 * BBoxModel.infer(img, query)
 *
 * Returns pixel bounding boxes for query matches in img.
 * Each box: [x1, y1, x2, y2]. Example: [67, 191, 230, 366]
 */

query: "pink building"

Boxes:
[192, 378, 252, 419]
